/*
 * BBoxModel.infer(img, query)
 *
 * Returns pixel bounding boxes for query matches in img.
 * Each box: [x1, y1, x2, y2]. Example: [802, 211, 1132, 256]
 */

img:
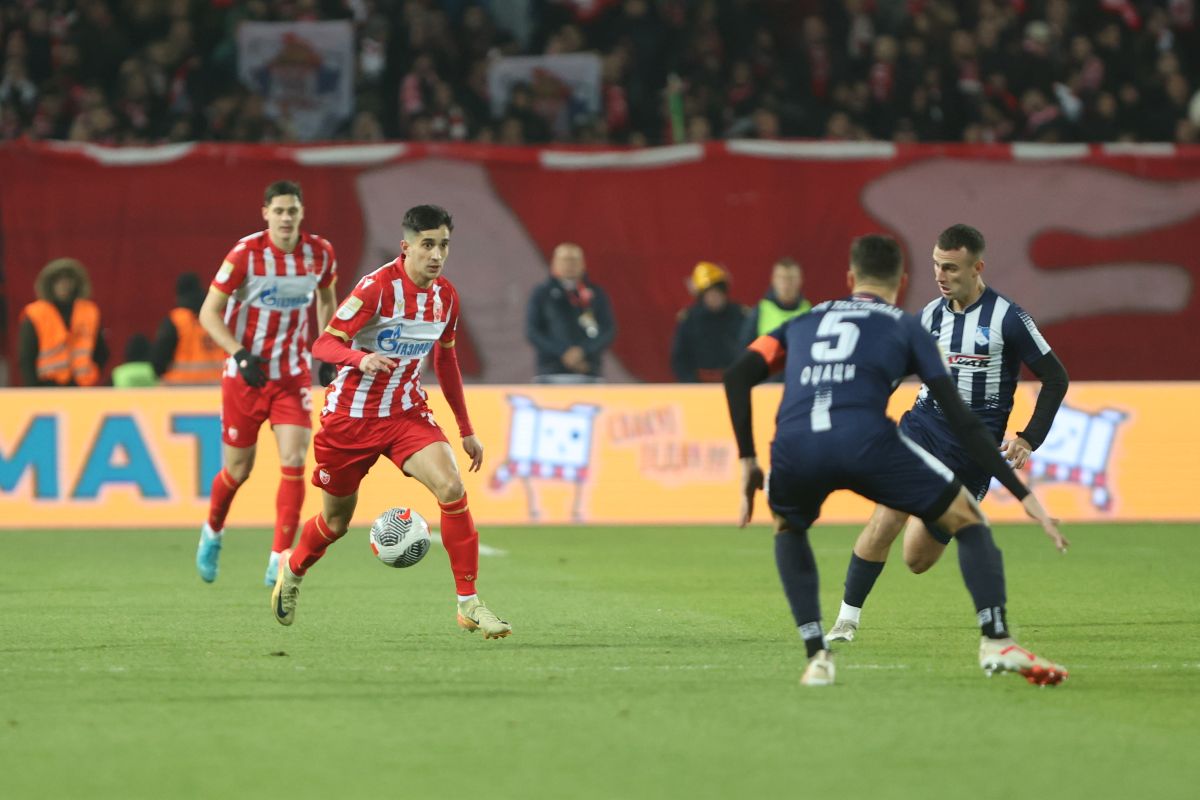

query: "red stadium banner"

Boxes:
[1, 140, 1198, 385]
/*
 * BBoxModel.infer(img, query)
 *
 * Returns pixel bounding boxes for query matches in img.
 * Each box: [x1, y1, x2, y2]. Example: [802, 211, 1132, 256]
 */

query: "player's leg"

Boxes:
[764, 457, 834, 685]
[265, 423, 311, 586]
[772, 513, 835, 686]
[927, 491, 1067, 685]
[198, 376, 267, 582]
[197, 443, 256, 583]
[272, 414, 379, 625]
[828, 505, 910, 642]
[272, 489, 357, 626]
[402, 440, 511, 639]
[900, 518, 948, 574]
[853, 428, 1064, 684]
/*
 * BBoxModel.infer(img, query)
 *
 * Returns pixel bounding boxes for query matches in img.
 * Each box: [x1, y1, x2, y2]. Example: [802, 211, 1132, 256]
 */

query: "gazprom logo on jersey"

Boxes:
[257, 286, 311, 309]
[376, 327, 434, 357]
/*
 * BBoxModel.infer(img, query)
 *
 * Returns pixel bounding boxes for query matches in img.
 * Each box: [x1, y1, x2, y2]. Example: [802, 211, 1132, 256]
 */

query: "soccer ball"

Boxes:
[369, 507, 432, 568]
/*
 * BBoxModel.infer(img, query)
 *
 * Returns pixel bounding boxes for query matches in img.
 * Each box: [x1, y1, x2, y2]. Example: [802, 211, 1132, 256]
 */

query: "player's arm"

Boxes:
[198, 283, 242, 356]
[1002, 351, 1069, 467]
[315, 281, 337, 332]
[200, 284, 267, 387]
[927, 375, 1067, 550]
[434, 300, 482, 471]
[314, 288, 394, 376]
[1000, 306, 1066, 465]
[723, 336, 783, 527]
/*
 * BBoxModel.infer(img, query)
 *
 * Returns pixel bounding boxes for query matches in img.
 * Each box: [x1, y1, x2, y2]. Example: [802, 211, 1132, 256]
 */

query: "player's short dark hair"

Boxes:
[402, 205, 454, 236]
[774, 257, 801, 271]
[264, 180, 302, 205]
[850, 234, 904, 283]
[936, 224, 985, 256]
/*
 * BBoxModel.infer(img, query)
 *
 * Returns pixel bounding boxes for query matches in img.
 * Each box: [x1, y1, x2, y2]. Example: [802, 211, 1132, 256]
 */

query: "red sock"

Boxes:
[207, 468, 245, 531]
[289, 514, 342, 576]
[273, 466, 306, 552]
[439, 494, 479, 596]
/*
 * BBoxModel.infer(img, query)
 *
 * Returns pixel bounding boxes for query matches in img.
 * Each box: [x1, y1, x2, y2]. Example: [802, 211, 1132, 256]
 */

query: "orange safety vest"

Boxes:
[161, 307, 227, 384]
[22, 299, 101, 386]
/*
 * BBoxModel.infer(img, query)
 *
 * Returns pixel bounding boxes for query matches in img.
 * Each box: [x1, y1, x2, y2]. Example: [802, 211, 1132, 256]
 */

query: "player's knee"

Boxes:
[433, 476, 466, 505]
[226, 461, 252, 483]
[279, 452, 306, 468]
[905, 553, 936, 574]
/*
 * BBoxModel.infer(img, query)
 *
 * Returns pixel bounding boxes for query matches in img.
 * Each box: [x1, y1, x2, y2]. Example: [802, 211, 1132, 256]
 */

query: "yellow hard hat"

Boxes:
[690, 261, 728, 293]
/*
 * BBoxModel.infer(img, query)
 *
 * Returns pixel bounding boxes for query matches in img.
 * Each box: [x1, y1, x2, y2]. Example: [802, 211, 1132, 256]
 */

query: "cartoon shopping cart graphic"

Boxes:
[1027, 405, 1127, 511]
[490, 395, 600, 521]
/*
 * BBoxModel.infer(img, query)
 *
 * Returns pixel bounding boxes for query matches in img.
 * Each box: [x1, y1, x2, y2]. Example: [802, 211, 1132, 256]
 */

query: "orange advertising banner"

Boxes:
[0, 383, 1195, 529]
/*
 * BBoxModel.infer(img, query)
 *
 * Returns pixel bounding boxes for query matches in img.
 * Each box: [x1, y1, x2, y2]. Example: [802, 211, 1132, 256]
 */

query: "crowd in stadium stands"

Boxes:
[2, 0, 1200, 146]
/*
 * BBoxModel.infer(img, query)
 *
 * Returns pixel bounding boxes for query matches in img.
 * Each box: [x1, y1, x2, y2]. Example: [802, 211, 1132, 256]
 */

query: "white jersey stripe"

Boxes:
[350, 372, 377, 419]
[987, 296, 1011, 401]
[376, 357, 414, 417]
[957, 305, 981, 400]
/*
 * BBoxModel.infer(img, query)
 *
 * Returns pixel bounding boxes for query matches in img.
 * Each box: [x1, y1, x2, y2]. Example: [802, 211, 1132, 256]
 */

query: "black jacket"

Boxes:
[670, 300, 750, 382]
[525, 277, 617, 377]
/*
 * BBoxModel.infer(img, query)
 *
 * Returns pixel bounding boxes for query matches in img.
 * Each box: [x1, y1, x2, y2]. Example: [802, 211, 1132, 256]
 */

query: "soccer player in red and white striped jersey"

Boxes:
[195, 180, 338, 588]
[269, 204, 511, 639]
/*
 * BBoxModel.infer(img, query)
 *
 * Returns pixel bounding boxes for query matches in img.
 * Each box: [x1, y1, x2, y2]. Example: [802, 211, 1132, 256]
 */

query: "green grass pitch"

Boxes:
[1, 523, 1196, 799]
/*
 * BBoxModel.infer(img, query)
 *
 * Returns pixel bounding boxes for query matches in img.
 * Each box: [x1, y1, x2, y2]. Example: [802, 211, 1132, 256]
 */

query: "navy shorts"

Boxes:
[767, 422, 962, 535]
[898, 411, 993, 502]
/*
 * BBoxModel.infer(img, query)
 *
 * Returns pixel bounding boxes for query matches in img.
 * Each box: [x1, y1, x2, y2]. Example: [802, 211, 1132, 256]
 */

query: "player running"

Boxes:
[826, 224, 1069, 644]
[270, 204, 511, 639]
[723, 234, 1068, 687]
[196, 180, 338, 587]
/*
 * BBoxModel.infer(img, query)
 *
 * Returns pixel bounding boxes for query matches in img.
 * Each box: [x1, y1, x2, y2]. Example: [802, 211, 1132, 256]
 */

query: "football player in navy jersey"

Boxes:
[826, 225, 1069, 645]
[723, 234, 1068, 687]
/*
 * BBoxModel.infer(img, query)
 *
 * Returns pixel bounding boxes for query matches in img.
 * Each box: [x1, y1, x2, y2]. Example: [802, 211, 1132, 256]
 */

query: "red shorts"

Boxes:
[311, 408, 449, 497]
[221, 371, 313, 447]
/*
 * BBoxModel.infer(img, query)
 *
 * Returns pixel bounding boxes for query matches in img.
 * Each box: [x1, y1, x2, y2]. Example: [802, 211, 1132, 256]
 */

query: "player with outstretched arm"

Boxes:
[827, 224, 1069, 643]
[723, 234, 1067, 686]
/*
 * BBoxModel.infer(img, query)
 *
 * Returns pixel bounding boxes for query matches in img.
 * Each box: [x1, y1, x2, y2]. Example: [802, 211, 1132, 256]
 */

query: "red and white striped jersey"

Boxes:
[212, 230, 337, 380]
[322, 257, 459, 418]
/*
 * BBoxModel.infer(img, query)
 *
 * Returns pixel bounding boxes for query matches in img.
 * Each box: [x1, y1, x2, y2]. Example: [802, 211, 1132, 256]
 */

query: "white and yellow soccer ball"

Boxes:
[369, 507, 432, 568]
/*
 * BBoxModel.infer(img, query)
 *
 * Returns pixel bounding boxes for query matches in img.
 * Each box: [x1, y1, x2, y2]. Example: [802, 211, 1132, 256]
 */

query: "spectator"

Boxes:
[742, 258, 812, 346]
[525, 242, 617, 383]
[112, 333, 159, 388]
[670, 261, 749, 383]
[2, 2, 1199, 146]
[151, 272, 226, 385]
[18, 257, 108, 387]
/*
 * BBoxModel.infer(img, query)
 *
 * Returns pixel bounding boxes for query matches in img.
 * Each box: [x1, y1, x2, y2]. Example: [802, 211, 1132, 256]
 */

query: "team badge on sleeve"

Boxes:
[216, 261, 234, 283]
[336, 296, 364, 320]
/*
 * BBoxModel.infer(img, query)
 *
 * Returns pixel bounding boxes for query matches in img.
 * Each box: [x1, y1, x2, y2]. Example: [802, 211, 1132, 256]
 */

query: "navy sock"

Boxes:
[774, 528, 826, 657]
[955, 523, 1010, 639]
[843, 552, 885, 608]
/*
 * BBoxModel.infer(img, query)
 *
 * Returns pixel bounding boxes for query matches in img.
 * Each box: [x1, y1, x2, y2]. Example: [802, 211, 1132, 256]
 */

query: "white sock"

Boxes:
[838, 601, 862, 624]
[457, 594, 478, 604]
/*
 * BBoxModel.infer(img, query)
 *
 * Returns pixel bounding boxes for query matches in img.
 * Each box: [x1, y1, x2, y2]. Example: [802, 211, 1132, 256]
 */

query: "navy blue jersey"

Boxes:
[762, 293, 950, 440]
[910, 287, 1050, 435]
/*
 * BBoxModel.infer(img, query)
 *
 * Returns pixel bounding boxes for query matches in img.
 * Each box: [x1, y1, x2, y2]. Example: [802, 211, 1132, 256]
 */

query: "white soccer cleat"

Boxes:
[979, 637, 1068, 686]
[457, 597, 512, 639]
[270, 549, 302, 627]
[800, 650, 836, 687]
[827, 618, 858, 643]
